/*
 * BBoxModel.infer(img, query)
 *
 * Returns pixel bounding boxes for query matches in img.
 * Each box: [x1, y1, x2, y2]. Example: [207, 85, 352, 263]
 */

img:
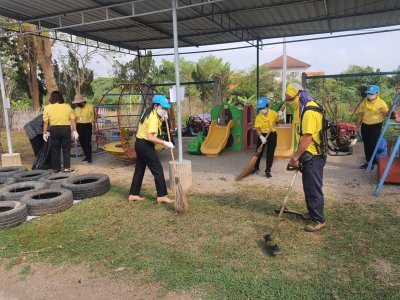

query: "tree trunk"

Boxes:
[18, 35, 40, 110]
[26, 25, 58, 95]
[28, 62, 40, 110]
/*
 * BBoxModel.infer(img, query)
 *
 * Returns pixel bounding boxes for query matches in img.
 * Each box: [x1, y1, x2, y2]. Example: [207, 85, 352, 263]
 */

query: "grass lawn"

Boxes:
[1, 130, 399, 299]
[0, 183, 399, 299]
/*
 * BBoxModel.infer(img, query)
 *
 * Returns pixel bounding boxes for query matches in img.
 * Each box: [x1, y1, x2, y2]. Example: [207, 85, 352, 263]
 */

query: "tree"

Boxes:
[191, 55, 233, 103]
[55, 51, 94, 102]
[56, 35, 109, 98]
[112, 50, 156, 84]
[24, 25, 58, 95]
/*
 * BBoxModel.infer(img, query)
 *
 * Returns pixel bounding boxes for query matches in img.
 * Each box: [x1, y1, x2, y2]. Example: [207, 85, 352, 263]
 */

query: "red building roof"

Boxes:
[262, 55, 310, 69]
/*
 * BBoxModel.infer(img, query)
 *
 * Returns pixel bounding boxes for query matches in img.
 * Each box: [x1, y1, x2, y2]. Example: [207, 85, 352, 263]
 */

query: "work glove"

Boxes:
[278, 111, 284, 119]
[259, 135, 267, 144]
[163, 141, 175, 149]
[72, 130, 79, 140]
[43, 132, 50, 142]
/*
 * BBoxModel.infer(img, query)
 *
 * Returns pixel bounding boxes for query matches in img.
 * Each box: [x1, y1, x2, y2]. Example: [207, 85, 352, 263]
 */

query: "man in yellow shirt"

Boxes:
[252, 97, 284, 177]
[356, 85, 390, 169]
[73, 95, 94, 164]
[288, 90, 326, 232]
[284, 83, 303, 150]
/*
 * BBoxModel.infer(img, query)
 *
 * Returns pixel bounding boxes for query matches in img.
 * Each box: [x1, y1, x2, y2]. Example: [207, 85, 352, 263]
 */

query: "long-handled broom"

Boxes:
[263, 166, 299, 256]
[236, 132, 270, 181]
[165, 120, 188, 214]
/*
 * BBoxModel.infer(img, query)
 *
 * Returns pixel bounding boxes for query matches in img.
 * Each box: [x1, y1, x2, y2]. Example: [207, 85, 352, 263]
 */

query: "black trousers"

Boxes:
[49, 125, 71, 171]
[302, 154, 326, 223]
[254, 131, 277, 172]
[77, 123, 93, 161]
[361, 122, 382, 163]
[129, 139, 168, 197]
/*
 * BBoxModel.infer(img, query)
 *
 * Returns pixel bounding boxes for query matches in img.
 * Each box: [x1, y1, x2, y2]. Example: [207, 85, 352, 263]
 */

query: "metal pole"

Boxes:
[0, 56, 13, 154]
[281, 37, 287, 101]
[256, 39, 260, 100]
[137, 49, 142, 82]
[172, 0, 183, 161]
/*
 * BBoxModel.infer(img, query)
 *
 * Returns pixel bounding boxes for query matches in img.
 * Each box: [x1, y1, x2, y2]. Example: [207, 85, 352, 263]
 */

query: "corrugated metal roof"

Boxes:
[0, 0, 399, 51]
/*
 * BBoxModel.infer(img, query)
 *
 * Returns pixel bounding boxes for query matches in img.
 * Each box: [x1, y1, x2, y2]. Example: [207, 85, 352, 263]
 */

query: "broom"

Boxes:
[236, 132, 270, 181]
[165, 119, 188, 214]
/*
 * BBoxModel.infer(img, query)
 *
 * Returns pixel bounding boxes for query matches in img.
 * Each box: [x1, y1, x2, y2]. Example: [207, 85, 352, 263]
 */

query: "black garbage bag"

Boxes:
[32, 139, 52, 170]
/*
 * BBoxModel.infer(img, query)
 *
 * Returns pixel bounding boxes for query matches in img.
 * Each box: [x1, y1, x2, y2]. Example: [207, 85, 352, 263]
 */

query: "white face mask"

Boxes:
[157, 108, 166, 117]
[259, 108, 268, 114]
[367, 94, 377, 101]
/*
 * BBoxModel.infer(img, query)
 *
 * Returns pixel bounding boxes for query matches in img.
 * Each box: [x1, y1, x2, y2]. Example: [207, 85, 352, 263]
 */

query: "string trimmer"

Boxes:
[263, 165, 299, 256]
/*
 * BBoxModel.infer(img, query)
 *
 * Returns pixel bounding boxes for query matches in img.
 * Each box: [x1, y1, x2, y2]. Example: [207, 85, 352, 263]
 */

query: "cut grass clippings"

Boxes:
[0, 184, 399, 299]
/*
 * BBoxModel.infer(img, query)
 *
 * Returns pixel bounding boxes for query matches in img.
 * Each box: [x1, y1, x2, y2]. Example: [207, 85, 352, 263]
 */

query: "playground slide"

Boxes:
[274, 124, 295, 158]
[200, 120, 234, 156]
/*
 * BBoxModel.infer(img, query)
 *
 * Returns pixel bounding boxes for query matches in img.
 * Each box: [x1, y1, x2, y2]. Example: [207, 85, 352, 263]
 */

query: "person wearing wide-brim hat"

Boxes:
[73, 95, 94, 164]
[356, 85, 391, 169]
[128, 94, 175, 204]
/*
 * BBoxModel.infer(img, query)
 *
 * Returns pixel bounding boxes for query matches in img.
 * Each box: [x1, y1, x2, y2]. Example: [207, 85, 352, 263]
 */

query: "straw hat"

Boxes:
[72, 95, 87, 104]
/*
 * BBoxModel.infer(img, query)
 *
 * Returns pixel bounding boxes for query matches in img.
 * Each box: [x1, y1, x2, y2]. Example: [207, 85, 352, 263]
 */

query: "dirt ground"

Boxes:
[1, 137, 399, 299]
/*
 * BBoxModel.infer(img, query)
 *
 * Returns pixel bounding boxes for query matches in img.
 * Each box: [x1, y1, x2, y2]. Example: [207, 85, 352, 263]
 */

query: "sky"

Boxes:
[89, 26, 400, 78]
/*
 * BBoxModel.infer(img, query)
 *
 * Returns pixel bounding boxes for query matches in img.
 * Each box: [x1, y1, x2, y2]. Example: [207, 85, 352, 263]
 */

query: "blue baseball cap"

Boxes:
[256, 97, 269, 109]
[366, 85, 379, 95]
[152, 94, 171, 108]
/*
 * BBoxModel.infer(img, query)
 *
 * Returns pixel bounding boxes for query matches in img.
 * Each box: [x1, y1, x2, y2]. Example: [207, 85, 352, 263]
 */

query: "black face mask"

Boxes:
[77, 103, 84, 107]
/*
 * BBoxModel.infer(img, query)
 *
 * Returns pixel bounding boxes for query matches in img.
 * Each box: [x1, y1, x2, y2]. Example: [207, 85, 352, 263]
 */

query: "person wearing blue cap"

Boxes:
[356, 85, 391, 169]
[129, 94, 175, 203]
[251, 97, 284, 177]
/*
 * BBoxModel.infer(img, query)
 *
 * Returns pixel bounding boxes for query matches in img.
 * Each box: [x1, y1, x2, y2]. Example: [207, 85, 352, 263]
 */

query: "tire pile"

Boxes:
[0, 166, 111, 229]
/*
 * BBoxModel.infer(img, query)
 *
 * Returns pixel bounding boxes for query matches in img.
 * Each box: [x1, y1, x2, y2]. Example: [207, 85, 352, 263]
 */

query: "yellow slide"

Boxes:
[274, 124, 295, 158]
[201, 120, 234, 156]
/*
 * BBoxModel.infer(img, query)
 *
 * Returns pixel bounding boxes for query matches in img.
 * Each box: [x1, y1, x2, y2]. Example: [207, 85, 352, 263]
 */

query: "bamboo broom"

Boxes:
[165, 120, 188, 214]
[236, 132, 270, 181]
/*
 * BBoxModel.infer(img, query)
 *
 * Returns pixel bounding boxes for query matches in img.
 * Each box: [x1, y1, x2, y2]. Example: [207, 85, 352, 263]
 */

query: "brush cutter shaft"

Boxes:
[269, 170, 298, 240]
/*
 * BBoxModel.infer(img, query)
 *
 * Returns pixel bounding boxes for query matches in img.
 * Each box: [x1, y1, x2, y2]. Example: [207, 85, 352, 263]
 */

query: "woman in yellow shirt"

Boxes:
[73, 95, 94, 164]
[357, 85, 390, 169]
[129, 95, 175, 203]
[252, 97, 284, 178]
[43, 91, 78, 173]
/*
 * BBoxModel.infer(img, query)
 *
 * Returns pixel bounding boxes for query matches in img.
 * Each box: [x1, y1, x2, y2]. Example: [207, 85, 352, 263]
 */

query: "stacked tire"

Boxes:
[20, 189, 73, 216]
[0, 201, 28, 229]
[61, 174, 111, 200]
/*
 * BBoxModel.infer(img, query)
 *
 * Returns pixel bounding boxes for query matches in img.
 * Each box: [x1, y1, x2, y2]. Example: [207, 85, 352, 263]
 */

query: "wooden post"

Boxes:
[168, 159, 192, 191]
[1, 153, 22, 167]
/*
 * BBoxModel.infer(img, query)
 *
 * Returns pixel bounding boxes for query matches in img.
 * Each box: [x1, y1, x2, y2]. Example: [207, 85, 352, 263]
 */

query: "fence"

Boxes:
[0, 109, 43, 131]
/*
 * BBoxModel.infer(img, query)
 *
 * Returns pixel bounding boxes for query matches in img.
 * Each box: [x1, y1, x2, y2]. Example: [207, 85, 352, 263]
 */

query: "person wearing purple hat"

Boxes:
[128, 95, 175, 204]
[357, 85, 390, 169]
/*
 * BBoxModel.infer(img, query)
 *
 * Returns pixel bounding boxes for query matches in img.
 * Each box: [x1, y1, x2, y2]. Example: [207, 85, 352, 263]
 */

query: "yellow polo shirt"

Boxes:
[358, 96, 388, 125]
[136, 110, 161, 140]
[254, 110, 279, 133]
[301, 102, 323, 155]
[75, 103, 94, 124]
[43, 103, 75, 126]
